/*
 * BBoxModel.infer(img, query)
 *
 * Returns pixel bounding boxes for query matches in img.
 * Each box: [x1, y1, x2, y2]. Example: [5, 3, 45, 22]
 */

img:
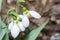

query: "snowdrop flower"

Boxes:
[23, 10, 41, 19]
[8, 15, 29, 38]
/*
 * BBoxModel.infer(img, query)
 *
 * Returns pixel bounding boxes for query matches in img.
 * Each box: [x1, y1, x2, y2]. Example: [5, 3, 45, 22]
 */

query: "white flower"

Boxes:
[8, 10, 41, 38]
[8, 15, 29, 38]
[23, 10, 41, 19]
[19, 15, 29, 27]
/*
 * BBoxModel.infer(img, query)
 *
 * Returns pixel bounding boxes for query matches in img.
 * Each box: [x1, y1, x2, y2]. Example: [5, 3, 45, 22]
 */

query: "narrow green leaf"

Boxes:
[25, 19, 49, 40]
[0, 17, 8, 40]
[0, 29, 6, 40]
[4, 7, 15, 21]
[0, 17, 6, 28]
[2, 28, 9, 40]
[0, 0, 2, 11]
[10, 12, 18, 17]
[2, 33, 9, 40]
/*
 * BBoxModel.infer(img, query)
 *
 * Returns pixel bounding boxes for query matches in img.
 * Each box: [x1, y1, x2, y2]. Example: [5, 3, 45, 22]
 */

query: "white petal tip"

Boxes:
[18, 22, 25, 31]
[28, 11, 41, 19]
[11, 24, 20, 38]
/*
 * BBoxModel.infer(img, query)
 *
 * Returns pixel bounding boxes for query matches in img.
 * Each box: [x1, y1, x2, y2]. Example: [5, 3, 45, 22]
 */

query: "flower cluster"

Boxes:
[8, 10, 41, 38]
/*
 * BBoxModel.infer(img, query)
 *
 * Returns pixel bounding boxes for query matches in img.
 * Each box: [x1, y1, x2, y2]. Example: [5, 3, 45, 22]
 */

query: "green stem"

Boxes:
[4, 10, 9, 22]
[4, 8, 15, 22]
[16, 1, 19, 14]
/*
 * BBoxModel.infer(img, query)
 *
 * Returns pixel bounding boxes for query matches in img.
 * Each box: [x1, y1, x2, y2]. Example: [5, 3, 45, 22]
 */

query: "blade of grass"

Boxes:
[0, 0, 2, 11]
[25, 19, 49, 40]
[0, 17, 8, 40]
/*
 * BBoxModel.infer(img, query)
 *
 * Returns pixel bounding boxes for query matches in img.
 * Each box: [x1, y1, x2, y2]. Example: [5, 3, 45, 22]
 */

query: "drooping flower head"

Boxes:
[8, 15, 29, 38]
[23, 10, 41, 19]
[8, 8, 41, 38]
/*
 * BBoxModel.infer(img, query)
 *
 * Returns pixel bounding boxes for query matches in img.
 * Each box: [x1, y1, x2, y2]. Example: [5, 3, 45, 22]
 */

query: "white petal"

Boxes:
[22, 16, 29, 27]
[8, 21, 14, 31]
[11, 24, 20, 38]
[19, 15, 29, 28]
[18, 22, 25, 31]
[28, 11, 41, 19]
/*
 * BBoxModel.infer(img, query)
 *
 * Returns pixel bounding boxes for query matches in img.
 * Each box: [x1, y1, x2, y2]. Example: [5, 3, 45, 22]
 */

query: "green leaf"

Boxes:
[0, 0, 2, 11]
[4, 7, 15, 21]
[25, 19, 49, 40]
[10, 12, 18, 17]
[2, 28, 9, 40]
[18, 0, 25, 2]
[0, 17, 9, 40]
[0, 17, 6, 28]
[0, 29, 6, 40]
[2, 33, 9, 40]
[0, 17, 6, 40]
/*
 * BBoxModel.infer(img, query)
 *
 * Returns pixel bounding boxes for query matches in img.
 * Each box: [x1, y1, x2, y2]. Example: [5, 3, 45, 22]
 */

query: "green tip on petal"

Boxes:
[16, 20, 19, 25]
[13, 16, 17, 20]
[23, 11, 30, 17]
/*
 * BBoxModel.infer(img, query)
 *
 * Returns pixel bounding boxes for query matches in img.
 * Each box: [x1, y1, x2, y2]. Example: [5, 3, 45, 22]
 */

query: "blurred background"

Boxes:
[0, 0, 60, 40]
